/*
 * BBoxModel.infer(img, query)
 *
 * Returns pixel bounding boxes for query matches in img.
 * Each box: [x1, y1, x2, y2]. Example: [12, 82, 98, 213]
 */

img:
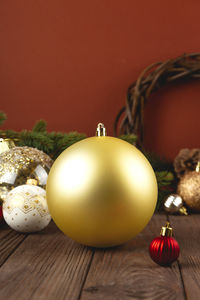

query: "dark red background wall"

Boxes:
[0, 1, 200, 161]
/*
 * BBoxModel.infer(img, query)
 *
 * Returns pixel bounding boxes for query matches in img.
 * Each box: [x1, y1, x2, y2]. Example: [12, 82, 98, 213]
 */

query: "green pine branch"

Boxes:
[47, 131, 86, 158]
[0, 112, 7, 126]
[119, 134, 137, 145]
[0, 118, 87, 159]
[18, 131, 54, 155]
[32, 120, 47, 133]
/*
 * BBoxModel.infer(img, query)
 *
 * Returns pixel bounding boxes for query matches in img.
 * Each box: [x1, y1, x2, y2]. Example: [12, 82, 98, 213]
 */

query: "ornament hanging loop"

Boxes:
[96, 123, 106, 136]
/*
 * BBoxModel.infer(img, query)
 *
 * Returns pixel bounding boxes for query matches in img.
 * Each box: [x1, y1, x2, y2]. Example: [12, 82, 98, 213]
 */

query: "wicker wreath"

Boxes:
[114, 53, 200, 147]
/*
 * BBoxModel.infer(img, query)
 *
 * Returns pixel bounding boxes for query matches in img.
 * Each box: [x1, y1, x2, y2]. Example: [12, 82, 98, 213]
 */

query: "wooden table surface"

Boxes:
[0, 214, 200, 300]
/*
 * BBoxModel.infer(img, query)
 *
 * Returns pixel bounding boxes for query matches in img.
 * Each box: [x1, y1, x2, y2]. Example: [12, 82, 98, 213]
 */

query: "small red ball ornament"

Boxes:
[149, 222, 180, 266]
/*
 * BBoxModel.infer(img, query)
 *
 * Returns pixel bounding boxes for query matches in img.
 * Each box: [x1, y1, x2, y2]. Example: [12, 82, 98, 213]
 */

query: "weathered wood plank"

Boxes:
[80, 214, 186, 300]
[0, 222, 27, 267]
[0, 221, 94, 300]
[169, 215, 200, 300]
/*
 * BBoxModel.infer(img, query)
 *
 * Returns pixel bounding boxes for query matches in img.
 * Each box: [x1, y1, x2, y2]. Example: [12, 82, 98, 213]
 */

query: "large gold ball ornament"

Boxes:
[46, 124, 158, 247]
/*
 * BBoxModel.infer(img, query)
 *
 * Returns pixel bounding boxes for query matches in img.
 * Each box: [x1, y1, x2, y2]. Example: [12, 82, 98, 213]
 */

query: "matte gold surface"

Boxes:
[46, 136, 158, 247]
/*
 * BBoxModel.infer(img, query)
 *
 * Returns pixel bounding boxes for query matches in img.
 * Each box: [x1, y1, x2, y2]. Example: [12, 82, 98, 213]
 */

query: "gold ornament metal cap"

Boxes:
[0, 138, 15, 154]
[26, 178, 38, 186]
[160, 222, 173, 237]
[96, 123, 106, 136]
[179, 206, 188, 215]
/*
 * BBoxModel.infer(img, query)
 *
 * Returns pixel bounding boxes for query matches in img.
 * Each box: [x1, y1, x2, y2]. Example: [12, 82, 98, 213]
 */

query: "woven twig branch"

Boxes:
[114, 53, 200, 147]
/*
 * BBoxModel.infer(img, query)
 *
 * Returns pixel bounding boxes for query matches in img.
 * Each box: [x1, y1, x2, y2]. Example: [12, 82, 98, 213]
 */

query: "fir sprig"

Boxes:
[119, 134, 137, 145]
[32, 120, 47, 133]
[0, 112, 6, 126]
[0, 117, 86, 160]
[18, 131, 54, 155]
[47, 131, 86, 158]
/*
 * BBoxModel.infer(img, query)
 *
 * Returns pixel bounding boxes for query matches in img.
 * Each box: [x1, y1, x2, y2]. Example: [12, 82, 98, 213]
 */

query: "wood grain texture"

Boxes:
[0, 221, 94, 300]
[80, 214, 186, 300]
[1, 214, 196, 300]
[0, 222, 27, 267]
[169, 215, 200, 300]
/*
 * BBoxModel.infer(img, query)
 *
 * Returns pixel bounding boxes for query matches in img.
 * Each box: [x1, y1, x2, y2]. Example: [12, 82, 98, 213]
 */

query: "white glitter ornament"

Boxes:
[3, 182, 51, 232]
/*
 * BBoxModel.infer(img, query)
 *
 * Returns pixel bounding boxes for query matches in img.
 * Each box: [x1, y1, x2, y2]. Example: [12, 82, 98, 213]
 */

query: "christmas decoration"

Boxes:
[177, 162, 200, 212]
[0, 138, 15, 155]
[149, 222, 180, 266]
[115, 53, 200, 143]
[114, 54, 200, 209]
[164, 194, 188, 215]
[3, 179, 51, 232]
[174, 148, 200, 178]
[0, 146, 53, 202]
[0, 112, 6, 126]
[46, 123, 158, 248]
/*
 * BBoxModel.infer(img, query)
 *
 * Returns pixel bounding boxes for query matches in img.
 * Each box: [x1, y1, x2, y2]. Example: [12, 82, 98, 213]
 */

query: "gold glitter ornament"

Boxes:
[0, 146, 53, 201]
[3, 180, 51, 232]
[177, 162, 200, 212]
[47, 123, 158, 248]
